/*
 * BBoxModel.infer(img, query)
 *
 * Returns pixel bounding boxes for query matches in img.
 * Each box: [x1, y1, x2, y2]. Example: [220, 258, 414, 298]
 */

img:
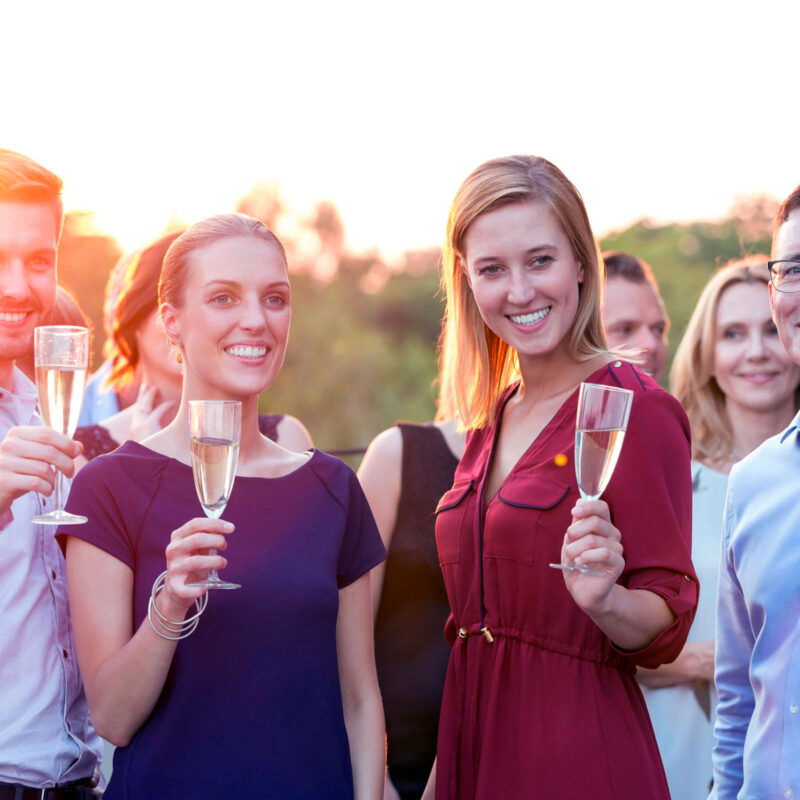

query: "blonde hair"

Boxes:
[670, 255, 790, 463]
[439, 155, 607, 430]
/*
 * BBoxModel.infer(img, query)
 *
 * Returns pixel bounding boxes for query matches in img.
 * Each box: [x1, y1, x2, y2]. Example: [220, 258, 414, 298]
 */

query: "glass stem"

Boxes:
[54, 469, 64, 514]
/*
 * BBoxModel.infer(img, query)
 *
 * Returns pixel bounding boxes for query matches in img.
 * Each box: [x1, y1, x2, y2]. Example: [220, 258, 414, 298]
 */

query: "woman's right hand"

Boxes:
[129, 384, 177, 443]
[156, 517, 235, 619]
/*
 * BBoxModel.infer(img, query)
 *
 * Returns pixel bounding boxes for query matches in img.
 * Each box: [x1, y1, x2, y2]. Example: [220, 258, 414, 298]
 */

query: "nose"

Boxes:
[0, 260, 31, 302]
[746, 332, 768, 360]
[507, 267, 536, 306]
[239, 297, 267, 332]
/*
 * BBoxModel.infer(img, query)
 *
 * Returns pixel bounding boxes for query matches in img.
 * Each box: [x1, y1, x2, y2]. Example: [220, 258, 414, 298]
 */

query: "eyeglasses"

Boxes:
[767, 260, 800, 293]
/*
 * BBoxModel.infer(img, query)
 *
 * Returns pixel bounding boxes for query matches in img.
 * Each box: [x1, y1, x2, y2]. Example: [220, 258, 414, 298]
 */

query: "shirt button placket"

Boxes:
[785, 788, 794, 798]
[790, 703, 799, 715]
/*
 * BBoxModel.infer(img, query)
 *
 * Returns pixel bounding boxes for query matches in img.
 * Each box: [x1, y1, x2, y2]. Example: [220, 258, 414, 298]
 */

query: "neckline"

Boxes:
[120, 439, 318, 482]
[482, 361, 618, 502]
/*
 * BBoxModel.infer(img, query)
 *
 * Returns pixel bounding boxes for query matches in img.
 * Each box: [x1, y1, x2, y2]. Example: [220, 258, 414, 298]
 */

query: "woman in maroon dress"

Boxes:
[423, 156, 698, 799]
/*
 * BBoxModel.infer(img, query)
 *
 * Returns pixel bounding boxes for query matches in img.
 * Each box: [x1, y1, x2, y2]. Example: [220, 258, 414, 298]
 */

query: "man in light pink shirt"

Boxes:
[0, 148, 101, 798]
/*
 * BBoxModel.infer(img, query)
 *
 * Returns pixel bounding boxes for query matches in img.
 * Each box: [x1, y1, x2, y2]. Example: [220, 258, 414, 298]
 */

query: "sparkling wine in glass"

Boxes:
[31, 326, 89, 525]
[187, 400, 241, 590]
[550, 381, 633, 576]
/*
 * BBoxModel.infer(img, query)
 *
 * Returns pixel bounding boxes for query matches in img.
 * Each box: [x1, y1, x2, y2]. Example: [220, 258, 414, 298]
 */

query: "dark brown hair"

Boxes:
[107, 231, 184, 390]
[602, 251, 659, 288]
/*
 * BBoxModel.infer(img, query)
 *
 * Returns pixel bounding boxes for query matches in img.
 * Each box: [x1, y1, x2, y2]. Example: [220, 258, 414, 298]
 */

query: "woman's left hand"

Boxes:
[560, 499, 624, 611]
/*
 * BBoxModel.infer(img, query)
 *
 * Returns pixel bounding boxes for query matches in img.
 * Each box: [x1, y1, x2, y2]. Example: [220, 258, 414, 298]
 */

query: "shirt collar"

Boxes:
[779, 408, 800, 444]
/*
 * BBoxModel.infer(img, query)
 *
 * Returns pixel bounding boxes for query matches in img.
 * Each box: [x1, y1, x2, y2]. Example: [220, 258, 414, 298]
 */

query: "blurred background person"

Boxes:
[17, 285, 92, 380]
[359, 366, 465, 800]
[78, 249, 141, 425]
[602, 251, 670, 383]
[637, 256, 800, 799]
[74, 231, 312, 463]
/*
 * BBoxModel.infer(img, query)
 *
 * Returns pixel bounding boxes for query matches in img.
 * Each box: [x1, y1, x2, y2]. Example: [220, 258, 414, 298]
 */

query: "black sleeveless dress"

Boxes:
[74, 414, 284, 460]
[374, 422, 458, 800]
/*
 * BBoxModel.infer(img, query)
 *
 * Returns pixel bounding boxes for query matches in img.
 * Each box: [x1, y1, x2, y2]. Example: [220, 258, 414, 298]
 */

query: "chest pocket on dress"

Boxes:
[485, 476, 572, 565]
[435, 479, 474, 565]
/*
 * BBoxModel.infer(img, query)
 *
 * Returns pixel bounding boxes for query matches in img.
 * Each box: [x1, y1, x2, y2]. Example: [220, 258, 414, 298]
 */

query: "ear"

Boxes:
[159, 302, 182, 347]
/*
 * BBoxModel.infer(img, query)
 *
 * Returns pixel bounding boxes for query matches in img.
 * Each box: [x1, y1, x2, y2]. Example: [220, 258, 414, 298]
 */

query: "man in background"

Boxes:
[0, 148, 100, 797]
[602, 251, 670, 383]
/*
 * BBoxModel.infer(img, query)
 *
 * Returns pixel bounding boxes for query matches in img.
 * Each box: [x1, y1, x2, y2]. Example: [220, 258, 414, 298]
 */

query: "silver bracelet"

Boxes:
[147, 571, 208, 641]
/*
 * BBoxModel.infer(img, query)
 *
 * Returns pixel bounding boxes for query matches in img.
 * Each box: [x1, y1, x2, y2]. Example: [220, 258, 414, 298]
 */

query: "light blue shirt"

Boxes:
[77, 359, 119, 426]
[711, 414, 800, 799]
[0, 368, 101, 787]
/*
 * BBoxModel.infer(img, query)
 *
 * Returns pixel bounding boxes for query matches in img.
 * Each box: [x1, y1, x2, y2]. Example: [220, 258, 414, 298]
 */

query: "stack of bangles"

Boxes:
[147, 571, 208, 640]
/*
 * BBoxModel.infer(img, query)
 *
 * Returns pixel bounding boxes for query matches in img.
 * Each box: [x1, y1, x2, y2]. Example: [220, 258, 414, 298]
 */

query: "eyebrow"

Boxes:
[205, 279, 290, 290]
[472, 245, 558, 266]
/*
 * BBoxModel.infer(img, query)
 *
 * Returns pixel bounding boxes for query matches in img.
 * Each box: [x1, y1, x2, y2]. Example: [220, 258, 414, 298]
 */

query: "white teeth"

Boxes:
[510, 307, 550, 325]
[0, 311, 27, 323]
[226, 345, 266, 358]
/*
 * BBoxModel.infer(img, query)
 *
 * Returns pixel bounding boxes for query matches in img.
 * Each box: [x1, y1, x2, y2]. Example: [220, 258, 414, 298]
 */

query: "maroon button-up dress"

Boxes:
[434, 362, 698, 799]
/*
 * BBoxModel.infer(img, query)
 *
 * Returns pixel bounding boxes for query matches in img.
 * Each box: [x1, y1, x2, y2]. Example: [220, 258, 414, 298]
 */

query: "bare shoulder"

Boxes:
[358, 425, 403, 480]
[275, 414, 313, 452]
[433, 419, 466, 461]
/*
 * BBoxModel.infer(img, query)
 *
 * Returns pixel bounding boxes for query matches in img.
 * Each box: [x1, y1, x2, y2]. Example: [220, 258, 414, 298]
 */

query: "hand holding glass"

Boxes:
[549, 382, 633, 576]
[187, 400, 241, 590]
[31, 326, 89, 525]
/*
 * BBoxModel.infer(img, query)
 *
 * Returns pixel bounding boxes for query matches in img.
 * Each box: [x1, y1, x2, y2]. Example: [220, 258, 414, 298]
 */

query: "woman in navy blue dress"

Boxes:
[61, 214, 387, 799]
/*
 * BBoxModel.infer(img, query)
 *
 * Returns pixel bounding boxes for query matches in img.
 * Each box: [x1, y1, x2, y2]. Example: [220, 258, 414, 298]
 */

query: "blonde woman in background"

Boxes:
[638, 256, 800, 799]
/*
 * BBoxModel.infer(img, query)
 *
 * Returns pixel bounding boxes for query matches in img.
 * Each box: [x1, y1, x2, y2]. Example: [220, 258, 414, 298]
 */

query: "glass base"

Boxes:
[548, 562, 605, 577]
[32, 510, 88, 526]
[186, 578, 241, 590]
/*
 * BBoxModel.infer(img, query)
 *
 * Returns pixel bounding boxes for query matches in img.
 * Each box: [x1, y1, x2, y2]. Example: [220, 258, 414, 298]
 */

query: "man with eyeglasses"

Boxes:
[711, 185, 800, 800]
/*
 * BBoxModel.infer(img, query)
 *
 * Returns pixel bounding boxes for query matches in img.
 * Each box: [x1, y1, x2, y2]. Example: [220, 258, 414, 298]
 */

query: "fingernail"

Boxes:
[223, 522, 234, 531]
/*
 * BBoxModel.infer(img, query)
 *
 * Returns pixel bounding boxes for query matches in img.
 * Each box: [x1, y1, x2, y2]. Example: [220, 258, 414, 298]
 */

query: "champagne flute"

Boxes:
[549, 382, 633, 576]
[31, 325, 89, 525]
[187, 400, 241, 590]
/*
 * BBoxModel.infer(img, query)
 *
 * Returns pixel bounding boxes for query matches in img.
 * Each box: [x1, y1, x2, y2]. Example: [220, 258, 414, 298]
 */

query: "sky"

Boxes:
[3, 0, 799, 260]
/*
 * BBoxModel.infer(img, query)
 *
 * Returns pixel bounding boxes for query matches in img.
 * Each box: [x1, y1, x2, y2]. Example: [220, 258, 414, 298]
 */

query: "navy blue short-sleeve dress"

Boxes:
[61, 442, 386, 800]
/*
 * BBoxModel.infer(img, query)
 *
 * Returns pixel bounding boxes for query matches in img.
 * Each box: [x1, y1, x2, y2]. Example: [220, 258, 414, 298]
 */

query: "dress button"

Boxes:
[612, 361, 622, 368]
[458, 628, 468, 639]
[791, 704, 799, 714]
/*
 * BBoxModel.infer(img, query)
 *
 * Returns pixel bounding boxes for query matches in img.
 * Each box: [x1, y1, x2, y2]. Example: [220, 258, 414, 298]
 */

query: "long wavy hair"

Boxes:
[439, 155, 608, 430]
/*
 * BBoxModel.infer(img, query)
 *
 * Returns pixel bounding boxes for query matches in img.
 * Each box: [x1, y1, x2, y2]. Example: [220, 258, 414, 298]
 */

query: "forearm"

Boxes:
[86, 593, 192, 746]
[343, 691, 385, 800]
[637, 640, 714, 687]
[584, 587, 674, 652]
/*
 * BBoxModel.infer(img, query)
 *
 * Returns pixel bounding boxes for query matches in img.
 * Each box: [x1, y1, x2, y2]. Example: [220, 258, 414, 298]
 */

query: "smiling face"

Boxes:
[0, 201, 58, 386]
[603, 276, 669, 382]
[162, 235, 291, 401]
[461, 200, 583, 369]
[770, 209, 800, 364]
[714, 280, 800, 416]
